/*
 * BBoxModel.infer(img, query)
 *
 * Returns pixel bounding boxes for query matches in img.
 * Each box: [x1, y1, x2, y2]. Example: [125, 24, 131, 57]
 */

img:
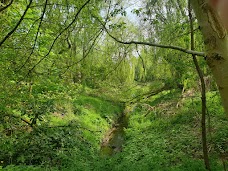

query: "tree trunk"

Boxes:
[191, 0, 228, 115]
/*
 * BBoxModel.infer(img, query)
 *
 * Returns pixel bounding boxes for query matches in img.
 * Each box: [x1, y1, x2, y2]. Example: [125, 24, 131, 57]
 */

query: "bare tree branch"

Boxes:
[96, 18, 206, 57]
[0, 0, 33, 47]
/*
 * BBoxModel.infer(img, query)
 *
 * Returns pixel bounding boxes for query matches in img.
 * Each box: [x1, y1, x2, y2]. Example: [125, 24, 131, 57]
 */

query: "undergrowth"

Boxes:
[0, 85, 227, 171]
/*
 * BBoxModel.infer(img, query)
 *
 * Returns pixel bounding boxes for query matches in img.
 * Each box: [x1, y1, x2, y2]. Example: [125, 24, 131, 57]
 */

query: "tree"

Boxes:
[101, 0, 228, 115]
[190, 0, 228, 114]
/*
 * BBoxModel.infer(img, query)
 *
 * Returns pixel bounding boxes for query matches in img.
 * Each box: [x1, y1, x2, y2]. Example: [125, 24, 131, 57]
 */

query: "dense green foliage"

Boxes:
[1, 88, 227, 170]
[0, 0, 227, 170]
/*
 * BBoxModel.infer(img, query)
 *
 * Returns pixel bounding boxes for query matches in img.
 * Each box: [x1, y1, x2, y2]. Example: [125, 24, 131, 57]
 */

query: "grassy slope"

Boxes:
[0, 84, 123, 171]
[109, 92, 227, 171]
[1, 87, 227, 171]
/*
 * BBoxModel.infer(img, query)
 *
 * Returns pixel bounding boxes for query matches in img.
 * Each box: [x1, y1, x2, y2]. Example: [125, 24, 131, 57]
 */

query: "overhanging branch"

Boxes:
[97, 18, 206, 57]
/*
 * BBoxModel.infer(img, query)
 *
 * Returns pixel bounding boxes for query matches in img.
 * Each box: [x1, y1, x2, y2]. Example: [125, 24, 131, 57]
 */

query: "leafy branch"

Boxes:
[0, 0, 33, 47]
[17, 0, 48, 72]
[27, 0, 91, 75]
